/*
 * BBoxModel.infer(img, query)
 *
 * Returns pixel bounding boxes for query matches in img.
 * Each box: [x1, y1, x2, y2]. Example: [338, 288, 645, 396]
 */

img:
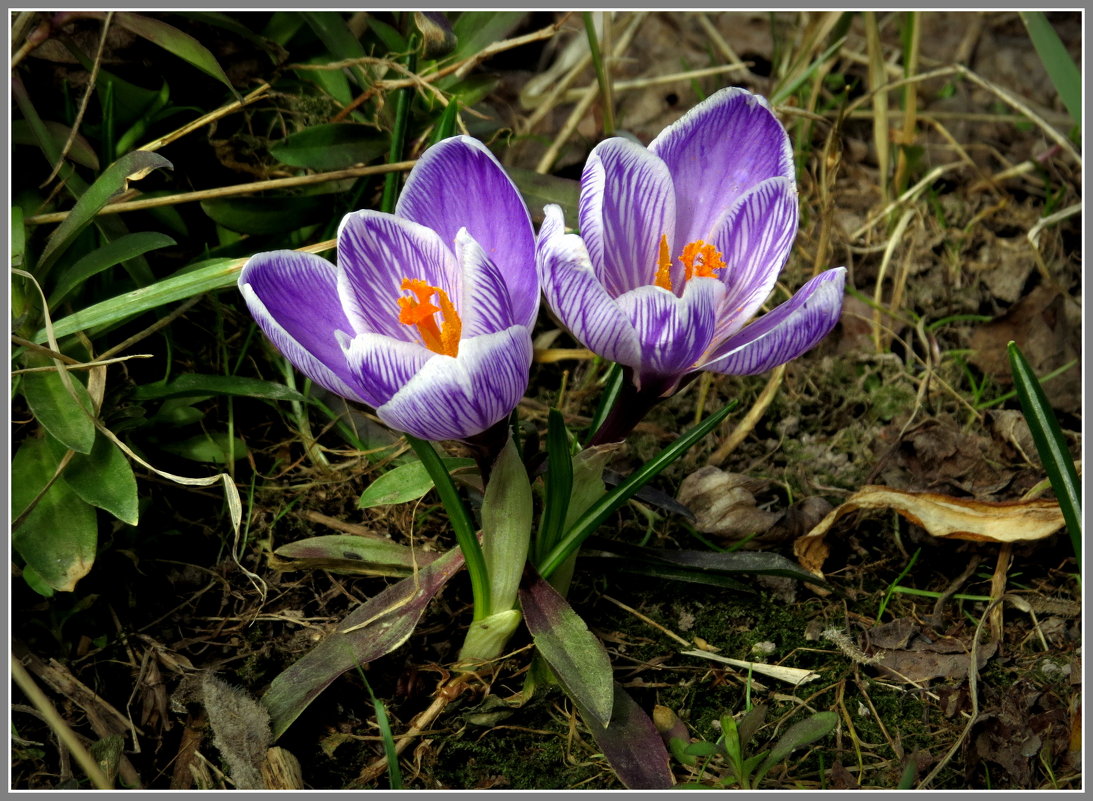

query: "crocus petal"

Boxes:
[708, 176, 799, 343]
[337, 210, 460, 341]
[614, 277, 725, 386]
[701, 267, 846, 376]
[455, 228, 515, 338]
[341, 332, 434, 410]
[649, 87, 794, 248]
[578, 137, 677, 296]
[536, 205, 642, 368]
[395, 136, 538, 328]
[239, 250, 365, 402]
[376, 326, 533, 441]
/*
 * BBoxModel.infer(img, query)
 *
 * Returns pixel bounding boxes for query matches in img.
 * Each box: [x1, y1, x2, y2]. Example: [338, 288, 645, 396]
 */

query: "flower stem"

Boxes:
[586, 368, 677, 446]
[404, 434, 491, 620]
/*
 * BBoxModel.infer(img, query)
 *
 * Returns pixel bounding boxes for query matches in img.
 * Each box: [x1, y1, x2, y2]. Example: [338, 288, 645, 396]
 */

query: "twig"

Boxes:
[138, 82, 272, 153]
[708, 364, 786, 466]
[43, 11, 113, 186]
[24, 161, 416, 226]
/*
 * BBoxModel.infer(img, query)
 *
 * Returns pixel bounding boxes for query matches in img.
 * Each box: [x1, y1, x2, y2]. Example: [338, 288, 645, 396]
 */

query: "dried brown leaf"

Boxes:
[794, 485, 1064, 577]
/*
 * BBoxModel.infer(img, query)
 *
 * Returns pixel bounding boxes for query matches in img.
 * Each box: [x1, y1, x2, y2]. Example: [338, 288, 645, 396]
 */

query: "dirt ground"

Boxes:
[11, 10, 1082, 790]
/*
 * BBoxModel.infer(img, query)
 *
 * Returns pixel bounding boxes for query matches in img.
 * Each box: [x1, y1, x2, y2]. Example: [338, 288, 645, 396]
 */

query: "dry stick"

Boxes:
[850, 162, 962, 241]
[917, 598, 1000, 789]
[870, 209, 916, 352]
[534, 12, 647, 174]
[559, 63, 751, 103]
[138, 82, 272, 153]
[707, 364, 786, 467]
[695, 12, 750, 73]
[11, 659, 112, 790]
[891, 11, 921, 194]
[24, 161, 416, 226]
[44, 11, 112, 186]
[97, 296, 203, 361]
[864, 12, 890, 205]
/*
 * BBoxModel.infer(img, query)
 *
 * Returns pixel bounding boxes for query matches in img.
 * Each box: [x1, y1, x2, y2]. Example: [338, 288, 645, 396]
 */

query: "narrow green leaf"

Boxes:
[12, 206, 26, 269]
[754, 711, 838, 785]
[201, 195, 330, 235]
[1020, 12, 1081, 125]
[358, 669, 403, 789]
[114, 12, 237, 94]
[261, 546, 465, 739]
[365, 14, 407, 52]
[273, 534, 439, 577]
[508, 167, 580, 226]
[584, 362, 623, 446]
[301, 12, 371, 89]
[48, 231, 176, 307]
[12, 120, 100, 170]
[161, 432, 248, 464]
[20, 360, 96, 454]
[576, 683, 675, 789]
[537, 408, 573, 562]
[51, 434, 139, 526]
[37, 150, 173, 275]
[481, 437, 533, 614]
[269, 124, 388, 171]
[357, 457, 475, 509]
[131, 373, 307, 402]
[538, 401, 737, 579]
[429, 98, 461, 145]
[519, 572, 615, 727]
[12, 438, 98, 592]
[1008, 341, 1082, 563]
[34, 256, 243, 344]
[449, 12, 526, 61]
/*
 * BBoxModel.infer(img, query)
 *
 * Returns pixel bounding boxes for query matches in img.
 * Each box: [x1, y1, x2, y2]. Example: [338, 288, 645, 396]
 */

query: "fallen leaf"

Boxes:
[794, 486, 1065, 577]
[676, 467, 781, 543]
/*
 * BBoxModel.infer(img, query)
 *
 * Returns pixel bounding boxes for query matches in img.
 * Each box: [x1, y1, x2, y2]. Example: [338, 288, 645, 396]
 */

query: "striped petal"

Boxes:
[614, 276, 724, 387]
[376, 326, 533, 441]
[536, 204, 641, 368]
[708, 176, 799, 344]
[239, 250, 365, 402]
[456, 228, 516, 338]
[396, 136, 538, 328]
[337, 210, 460, 341]
[578, 137, 676, 297]
[649, 87, 794, 248]
[341, 332, 434, 410]
[701, 268, 846, 376]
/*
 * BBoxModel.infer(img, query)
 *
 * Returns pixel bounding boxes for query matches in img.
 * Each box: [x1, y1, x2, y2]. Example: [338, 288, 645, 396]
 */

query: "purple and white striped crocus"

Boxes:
[239, 136, 537, 443]
[536, 87, 846, 410]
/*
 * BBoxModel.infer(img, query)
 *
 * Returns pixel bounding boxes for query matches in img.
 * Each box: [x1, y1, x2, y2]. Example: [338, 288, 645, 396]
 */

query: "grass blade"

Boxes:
[536, 408, 573, 562]
[1020, 12, 1081, 125]
[537, 400, 737, 579]
[1007, 341, 1081, 563]
[357, 669, 403, 789]
[114, 12, 238, 95]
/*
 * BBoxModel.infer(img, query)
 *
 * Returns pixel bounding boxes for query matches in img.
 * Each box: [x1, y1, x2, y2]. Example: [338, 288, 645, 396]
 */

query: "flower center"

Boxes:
[652, 234, 726, 292]
[397, 278, 461, 357]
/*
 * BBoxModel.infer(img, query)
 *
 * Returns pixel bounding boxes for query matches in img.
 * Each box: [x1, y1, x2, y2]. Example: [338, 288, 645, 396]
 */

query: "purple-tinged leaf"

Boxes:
[272, 534, 439, 577]
[581, 683, 675, 790]
[519, 572, 614, 727]
[262, 546, 464, 739]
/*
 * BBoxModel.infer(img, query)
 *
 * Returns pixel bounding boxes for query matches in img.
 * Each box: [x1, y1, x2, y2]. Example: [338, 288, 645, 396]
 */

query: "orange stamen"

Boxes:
[397, 278, 461, 356]
[652, 235, 726, 291]
[654, 233, 673, 291]
[679, 240, 726, 281]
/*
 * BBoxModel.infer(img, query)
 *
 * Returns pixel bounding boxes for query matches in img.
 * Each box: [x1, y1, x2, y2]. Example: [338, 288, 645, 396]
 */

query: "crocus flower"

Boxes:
[239, 136, 537, 443]
[536, 87, 846, 408]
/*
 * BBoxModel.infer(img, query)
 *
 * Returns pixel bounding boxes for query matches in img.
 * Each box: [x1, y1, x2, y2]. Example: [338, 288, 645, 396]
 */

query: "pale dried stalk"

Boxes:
[559, 62, 749, 103]
[708, 364, 786, 466]
[870, 209, 915, 352]
[24, 161, 416, 226]
[138, 82, 272, 153]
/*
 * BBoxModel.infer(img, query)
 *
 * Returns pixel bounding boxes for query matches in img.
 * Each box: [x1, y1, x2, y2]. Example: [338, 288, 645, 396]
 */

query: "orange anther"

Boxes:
[397, 278, 461, 356]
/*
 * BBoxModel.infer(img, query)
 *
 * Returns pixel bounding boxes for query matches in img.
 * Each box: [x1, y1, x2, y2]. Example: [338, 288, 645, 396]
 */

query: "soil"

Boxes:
[11, 10, 1082, 791]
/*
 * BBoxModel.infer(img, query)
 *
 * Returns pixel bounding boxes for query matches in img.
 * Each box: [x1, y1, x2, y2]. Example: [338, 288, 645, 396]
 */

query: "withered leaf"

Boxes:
[794, 485, 1065, 577]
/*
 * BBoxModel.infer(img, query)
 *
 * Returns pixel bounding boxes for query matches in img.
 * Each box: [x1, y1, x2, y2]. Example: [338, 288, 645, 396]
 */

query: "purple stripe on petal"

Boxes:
[649, 87, 794, 249]
[342, 332, 434, 410]
[708, 176, 799, 343]
[578, 138, 676, 297]
[536, 205, 641, 368]
[337, 211, 460, 341]
[395, 136, 538, 328]
[239, 251, 365, 402]
[614, 277, 724, 385]
[701, 267, 846, 376]
[456, 228, 516, 338]
[376, 326, 533, 441]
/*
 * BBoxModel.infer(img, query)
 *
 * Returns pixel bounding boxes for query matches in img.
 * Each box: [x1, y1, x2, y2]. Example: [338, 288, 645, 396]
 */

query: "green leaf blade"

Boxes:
[20, 364, 96, 454]
[114, 12, 237, 94]
[357, 457, 475, 509]
[53, 434, 139, 526]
